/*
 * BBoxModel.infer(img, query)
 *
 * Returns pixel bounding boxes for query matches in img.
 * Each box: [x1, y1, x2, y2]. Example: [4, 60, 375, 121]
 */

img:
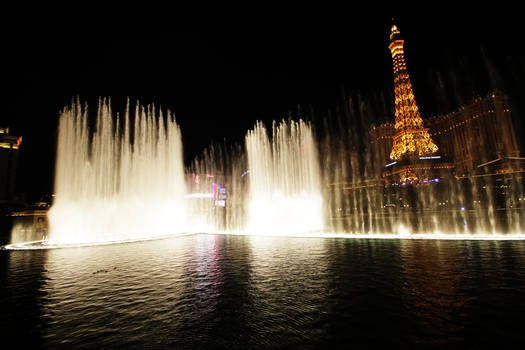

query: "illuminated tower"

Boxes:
[389, 24, 437, 161]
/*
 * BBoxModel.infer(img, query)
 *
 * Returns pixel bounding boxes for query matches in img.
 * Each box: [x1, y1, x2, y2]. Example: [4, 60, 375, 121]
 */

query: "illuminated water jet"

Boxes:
[245, 120, 324, 235]
[46, 99, 186, 245]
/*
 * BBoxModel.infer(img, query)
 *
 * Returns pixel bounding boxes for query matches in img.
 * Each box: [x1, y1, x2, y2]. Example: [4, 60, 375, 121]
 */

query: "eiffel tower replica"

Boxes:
[382, 23, 453, 184]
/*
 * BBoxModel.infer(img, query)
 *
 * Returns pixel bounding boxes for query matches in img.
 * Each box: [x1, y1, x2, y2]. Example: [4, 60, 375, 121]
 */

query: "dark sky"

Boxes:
[3, 14, 525, 201]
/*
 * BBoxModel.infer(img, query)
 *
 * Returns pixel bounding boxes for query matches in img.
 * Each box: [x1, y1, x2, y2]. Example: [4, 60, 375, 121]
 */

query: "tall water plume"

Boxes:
[47, 99, 186, 245]
[245, 120, 324, 234]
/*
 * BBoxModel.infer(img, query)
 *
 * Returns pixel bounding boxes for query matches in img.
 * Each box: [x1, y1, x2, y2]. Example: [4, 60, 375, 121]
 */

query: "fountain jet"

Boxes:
[47, 99, 187, 245]
[245, 120, 324, 235]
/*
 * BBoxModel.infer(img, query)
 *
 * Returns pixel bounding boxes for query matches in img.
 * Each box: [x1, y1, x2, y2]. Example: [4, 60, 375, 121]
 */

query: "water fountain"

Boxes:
[185, 119, 324, 236]
[46, 99, 187, 246]
[245, 120, 324, 235]
[5, 93, 525, 250]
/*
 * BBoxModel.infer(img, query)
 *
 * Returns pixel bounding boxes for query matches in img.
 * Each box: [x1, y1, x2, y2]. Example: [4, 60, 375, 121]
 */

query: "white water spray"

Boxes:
[47, 99, 186, 245]
[245, 120, 324, 235]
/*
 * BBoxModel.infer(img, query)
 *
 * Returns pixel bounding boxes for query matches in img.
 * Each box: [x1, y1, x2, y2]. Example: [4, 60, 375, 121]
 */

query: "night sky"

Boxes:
[3, 14, 525, 202]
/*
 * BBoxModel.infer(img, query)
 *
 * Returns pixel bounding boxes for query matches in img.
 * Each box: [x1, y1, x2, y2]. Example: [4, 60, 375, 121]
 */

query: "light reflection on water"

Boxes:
[1, 235, 524, 348]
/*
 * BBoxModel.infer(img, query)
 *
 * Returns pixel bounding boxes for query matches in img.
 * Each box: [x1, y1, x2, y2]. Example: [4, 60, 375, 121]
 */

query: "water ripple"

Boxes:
[1, 235, 525, 348]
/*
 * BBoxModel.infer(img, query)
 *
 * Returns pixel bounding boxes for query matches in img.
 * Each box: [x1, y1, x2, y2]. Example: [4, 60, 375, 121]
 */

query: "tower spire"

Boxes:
[388, 23, 437, 160]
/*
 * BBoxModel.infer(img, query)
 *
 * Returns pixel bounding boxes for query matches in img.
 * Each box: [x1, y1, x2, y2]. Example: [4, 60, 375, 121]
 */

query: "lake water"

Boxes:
[1, 234, 524, 349]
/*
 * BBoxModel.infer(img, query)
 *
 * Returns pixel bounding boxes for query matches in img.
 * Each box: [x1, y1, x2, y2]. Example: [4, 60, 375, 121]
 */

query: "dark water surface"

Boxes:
[1, 234, 524, 349]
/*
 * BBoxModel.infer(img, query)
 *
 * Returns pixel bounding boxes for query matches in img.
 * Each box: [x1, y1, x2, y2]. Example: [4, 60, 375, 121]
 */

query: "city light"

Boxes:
[184, 193, 214, 199]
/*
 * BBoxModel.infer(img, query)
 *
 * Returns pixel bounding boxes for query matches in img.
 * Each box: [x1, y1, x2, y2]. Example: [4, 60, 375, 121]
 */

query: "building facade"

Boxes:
[426, 91, 520, 176]
[0, 127, 22, 203]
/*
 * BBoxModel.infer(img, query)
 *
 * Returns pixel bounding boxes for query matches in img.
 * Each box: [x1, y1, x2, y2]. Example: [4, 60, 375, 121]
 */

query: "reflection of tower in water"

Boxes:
[399, 240, 467, 340]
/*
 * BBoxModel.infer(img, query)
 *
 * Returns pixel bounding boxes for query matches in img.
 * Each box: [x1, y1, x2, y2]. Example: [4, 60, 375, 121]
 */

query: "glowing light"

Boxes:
[185, 193, 213, 199]
[5, 230, 525, 250]
[212, 183, 217, 200]
[397, 224, 411, 236]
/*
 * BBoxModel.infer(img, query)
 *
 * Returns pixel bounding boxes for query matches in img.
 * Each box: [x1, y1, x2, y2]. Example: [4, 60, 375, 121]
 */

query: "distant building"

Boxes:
[426, 91, 520, 176]
[371, 91, 521, 178]
[0, 127, 22, 203]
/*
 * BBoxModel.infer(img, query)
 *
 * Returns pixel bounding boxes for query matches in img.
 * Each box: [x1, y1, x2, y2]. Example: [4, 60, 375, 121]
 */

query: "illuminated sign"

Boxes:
[213, 184, 227, 201]
[218, 187, 227, 200]
[419, 156, 441, 160]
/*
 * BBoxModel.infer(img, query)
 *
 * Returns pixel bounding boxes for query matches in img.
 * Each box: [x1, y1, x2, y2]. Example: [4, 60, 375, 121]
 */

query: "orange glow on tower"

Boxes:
[389, 24, 437, 160]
